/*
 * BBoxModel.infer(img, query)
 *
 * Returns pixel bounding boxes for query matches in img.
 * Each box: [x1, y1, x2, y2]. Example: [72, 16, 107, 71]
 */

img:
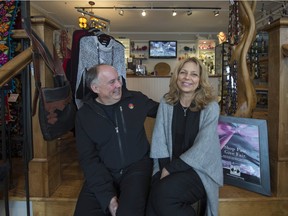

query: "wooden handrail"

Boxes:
[0, 47, 33, 87]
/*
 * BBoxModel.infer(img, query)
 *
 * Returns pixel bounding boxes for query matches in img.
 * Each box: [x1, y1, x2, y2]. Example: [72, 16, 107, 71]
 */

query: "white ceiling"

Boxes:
[30, 0, 285, 41]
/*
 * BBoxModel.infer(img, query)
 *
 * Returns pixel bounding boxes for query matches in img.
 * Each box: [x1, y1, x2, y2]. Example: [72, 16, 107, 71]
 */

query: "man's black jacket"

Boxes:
[75, 88, 159, 211]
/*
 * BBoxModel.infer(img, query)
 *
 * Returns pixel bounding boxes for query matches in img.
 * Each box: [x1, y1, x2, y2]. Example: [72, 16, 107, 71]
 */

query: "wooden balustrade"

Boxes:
[0, 47, 33, 87]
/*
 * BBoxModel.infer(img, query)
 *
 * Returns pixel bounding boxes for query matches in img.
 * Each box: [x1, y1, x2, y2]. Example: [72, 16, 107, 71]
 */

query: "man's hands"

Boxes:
[108, 196, 119, 216]
[107, 168, 169, 215]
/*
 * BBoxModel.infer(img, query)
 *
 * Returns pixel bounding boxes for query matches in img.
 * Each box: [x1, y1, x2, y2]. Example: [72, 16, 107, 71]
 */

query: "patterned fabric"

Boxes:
[0, 0, 23, 158]
[0, 0, 19, 124]
[0, 0, 19, 68]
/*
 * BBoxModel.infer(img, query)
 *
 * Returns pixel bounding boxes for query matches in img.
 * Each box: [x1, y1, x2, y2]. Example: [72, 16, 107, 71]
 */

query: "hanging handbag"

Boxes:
[23, 18, 76, 141]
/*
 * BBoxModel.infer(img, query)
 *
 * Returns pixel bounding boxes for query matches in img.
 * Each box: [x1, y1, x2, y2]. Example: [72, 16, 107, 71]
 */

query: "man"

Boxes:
[74, 64, 159, 216]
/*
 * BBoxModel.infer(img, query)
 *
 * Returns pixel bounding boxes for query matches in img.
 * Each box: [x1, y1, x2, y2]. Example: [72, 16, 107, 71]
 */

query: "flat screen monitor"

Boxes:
[149, 41, 177, 59]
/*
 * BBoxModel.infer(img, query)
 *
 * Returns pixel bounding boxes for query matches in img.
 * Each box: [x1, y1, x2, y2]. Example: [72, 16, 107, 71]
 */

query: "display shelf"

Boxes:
[130, 41, 148, 59]
[133, 57, 147, 60]
[254, 84, 268, 91]
[198, 39, 216, 75]
[250, 31, 269, 119]
[177, 42, 197, 60]
[255, 90, 268, 108]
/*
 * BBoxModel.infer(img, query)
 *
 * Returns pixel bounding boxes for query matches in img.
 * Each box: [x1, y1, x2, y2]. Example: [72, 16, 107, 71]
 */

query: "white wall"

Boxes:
[127, 77, 170, 102]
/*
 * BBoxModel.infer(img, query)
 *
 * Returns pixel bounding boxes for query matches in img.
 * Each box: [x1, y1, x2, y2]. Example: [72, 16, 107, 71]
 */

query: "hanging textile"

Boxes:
[0, 0, 19, 69]
[0, 0, 19, 123]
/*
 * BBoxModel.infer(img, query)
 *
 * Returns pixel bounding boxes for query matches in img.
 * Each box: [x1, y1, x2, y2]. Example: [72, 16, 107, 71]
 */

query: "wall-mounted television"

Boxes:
[149, 41, 177, 59]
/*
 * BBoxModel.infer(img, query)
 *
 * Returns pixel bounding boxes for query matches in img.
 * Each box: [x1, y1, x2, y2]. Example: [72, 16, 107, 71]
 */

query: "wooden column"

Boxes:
[28, 17, 62, 197]
[264, 18, 288, 196]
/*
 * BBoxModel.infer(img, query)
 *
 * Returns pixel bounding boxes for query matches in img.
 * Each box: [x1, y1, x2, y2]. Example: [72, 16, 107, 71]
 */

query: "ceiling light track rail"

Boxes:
[77, 9, 110, 31]
[77, 9, 110, 23]
[75, 6, 222, 11]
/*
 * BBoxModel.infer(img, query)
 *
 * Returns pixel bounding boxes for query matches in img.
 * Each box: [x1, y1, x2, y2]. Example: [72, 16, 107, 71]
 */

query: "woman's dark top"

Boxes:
[159, 102, 201, 173]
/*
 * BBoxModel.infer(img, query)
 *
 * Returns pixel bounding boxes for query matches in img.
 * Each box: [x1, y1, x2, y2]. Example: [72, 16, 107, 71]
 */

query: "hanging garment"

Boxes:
[66, 29, 94, 95]
[75, 34, 126, 108]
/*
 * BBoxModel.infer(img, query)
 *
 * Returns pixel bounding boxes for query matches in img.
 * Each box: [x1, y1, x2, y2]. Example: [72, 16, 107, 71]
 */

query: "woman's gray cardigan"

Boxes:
[150, 98, 223, 216]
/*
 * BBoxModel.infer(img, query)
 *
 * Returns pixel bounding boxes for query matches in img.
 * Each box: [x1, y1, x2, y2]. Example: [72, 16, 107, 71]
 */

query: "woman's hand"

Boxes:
[160, 168, 170, 179]
[108, 196, 118, 216]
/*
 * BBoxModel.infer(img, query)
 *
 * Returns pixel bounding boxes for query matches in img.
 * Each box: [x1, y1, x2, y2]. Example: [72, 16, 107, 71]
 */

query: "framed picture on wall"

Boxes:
[217, 115, 271, 196]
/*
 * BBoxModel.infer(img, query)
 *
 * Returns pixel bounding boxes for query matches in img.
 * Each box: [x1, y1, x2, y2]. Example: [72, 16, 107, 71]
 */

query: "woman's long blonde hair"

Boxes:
[164, 57, 217, 111]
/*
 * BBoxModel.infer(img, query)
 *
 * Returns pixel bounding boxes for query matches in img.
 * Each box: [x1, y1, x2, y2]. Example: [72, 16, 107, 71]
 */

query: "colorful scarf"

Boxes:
[0, 0, 19, 122]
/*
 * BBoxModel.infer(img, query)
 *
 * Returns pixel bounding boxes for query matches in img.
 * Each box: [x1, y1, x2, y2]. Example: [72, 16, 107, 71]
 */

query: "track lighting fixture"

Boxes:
[282, 2, 287, 16]
[77, 1, 110, 30]
[75, 5, 222, 16]
[187, 10, 192, 16]
[76, 2, 223, 23]
[268, 15, 273, 24]
[119, 9, 124, 16]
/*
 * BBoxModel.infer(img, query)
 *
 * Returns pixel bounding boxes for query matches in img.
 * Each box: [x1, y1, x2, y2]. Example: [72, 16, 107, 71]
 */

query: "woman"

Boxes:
[147, 57, 223, 216]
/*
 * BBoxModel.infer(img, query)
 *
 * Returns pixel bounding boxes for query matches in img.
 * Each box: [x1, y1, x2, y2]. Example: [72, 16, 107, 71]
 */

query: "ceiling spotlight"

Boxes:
[282, 2, 287, 16]
[172, 10, 177, 16]
[214, 10, 219, 17]
[268, 15, 273, 24]
[141, 10, 146, 16]
[119, 9, 124, 16]
[187, 10, 193, 16]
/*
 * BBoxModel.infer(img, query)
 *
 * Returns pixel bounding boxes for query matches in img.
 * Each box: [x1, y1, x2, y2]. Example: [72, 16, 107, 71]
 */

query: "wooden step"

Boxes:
[8, 165, 288, 216]
[8, 182, 288, 216]
[6, 131, 288, 216]
[219, 185, 288, 216]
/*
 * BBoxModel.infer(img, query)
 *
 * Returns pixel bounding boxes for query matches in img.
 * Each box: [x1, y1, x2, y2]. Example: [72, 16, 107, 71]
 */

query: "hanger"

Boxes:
[88, 29, 125, 48]
[88, 28, 100, 34]
[97, 33, 111, 46]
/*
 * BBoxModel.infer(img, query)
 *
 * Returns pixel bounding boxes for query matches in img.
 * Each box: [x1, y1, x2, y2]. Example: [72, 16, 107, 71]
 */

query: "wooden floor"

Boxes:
[4, 132, 288, 216]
